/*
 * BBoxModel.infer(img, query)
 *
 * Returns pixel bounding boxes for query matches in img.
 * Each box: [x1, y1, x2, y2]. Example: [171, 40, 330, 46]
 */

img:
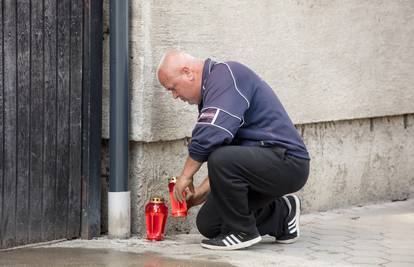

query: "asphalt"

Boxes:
[1, 198, 413, 267]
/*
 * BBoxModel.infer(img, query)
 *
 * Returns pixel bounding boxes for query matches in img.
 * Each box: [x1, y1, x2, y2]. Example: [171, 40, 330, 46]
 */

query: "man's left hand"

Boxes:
[173, 175, 195, 203]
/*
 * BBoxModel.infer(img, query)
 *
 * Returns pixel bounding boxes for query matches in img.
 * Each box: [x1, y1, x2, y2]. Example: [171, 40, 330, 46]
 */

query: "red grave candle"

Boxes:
[145, 196, 168, 241]
[168, 176, 188, 217]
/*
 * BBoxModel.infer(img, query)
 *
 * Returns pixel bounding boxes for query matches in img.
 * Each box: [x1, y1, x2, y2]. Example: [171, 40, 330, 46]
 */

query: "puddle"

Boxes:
[0, 247, 234, 267]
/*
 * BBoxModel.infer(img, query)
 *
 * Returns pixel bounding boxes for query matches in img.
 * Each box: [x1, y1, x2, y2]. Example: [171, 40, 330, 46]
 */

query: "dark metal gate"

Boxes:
[0, 0, 102, 249]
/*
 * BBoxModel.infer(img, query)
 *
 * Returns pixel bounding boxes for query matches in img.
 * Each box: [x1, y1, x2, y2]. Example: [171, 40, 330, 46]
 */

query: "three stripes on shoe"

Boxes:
[288, 217, 297, 234]
[222, 234, 243, 246]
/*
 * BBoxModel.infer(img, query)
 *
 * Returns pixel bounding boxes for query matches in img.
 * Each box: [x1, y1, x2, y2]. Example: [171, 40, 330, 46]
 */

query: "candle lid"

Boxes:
[169, 176, 177, 183]
[150, 196, 164, 203]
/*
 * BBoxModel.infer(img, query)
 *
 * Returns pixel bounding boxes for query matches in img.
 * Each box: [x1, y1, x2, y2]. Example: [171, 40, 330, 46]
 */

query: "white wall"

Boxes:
[102, 0, 414, 141]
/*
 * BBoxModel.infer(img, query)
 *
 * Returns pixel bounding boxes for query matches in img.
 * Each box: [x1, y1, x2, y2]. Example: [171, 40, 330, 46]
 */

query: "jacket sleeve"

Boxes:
[188, 63, 250, 162]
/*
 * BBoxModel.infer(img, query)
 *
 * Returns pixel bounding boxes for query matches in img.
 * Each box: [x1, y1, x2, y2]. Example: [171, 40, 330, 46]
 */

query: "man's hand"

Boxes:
[173, 155, 203, 203]
[185, 187, 206, 209]
[173, 175, 194, 203]
[185, 176, 211, 209]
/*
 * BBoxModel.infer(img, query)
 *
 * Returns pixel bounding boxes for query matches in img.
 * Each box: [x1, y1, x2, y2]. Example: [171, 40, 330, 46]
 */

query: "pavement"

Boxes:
[2, 198, 414, 267]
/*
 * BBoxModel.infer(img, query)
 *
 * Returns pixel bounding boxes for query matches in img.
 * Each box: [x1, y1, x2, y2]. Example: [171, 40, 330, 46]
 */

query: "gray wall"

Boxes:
[101, 0, 414, 236]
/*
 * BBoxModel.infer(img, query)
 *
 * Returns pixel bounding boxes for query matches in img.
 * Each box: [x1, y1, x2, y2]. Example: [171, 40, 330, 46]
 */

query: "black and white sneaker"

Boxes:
[276, 194, 301, 244]
[201, 232, 262, 250]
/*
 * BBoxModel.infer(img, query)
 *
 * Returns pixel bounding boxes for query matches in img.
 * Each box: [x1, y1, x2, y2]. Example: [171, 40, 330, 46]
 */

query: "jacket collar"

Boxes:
[199, 58, 216, 112]
[201, 58, 217, 91]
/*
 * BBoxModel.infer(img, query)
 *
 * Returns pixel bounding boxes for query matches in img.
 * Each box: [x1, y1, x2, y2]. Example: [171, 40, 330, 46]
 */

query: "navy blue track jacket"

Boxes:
[188, 58, 310, 162]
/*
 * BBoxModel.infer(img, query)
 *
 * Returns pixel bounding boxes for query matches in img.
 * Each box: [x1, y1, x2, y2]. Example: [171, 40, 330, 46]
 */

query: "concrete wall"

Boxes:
[302, 115, 414, 211]
[100, 114, 414, 236]
[101, 1, 414, 235]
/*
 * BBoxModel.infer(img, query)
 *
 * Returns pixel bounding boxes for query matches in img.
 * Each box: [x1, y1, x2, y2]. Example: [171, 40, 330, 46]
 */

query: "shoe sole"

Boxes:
[275, 235, 299, 244]
[201, 235, 262, 250]
[276, 194, 301, 244]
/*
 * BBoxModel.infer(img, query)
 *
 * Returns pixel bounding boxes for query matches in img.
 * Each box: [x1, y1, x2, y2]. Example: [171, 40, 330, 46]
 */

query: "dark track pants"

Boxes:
[196, 145, 310, 238]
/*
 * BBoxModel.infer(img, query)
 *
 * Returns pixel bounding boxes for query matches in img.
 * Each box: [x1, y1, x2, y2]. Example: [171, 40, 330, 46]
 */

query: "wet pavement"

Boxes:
[0, 247, 233, 267]
[1, 198, 413, 266]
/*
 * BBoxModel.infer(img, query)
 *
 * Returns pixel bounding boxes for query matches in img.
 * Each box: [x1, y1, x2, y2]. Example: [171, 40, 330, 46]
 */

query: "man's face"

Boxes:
[160, 68, 201, 105]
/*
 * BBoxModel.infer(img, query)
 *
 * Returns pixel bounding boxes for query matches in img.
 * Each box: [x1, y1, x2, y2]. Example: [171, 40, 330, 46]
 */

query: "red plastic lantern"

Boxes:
[145, 197, 168, 241]
[168, 176, 188, 217]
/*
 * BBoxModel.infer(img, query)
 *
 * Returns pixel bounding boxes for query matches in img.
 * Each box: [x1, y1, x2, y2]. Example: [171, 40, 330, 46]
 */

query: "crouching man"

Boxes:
[156, 50, 310, 250]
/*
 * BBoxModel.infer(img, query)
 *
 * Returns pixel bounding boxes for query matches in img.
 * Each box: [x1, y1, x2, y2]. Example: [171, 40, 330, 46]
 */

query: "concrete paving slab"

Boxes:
[345, 256, 389, 265]
[384, 263, 414, 267]
[2, 198, 413, 267]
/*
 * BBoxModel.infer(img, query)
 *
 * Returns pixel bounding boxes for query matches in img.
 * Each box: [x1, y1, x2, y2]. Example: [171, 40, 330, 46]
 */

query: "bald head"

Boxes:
[156, 50, 204, 105]
[157, 50, 198, 82]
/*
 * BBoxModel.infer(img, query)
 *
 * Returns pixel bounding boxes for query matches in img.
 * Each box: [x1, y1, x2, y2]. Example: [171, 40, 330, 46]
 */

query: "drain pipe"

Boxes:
[108, 0, 130, 239]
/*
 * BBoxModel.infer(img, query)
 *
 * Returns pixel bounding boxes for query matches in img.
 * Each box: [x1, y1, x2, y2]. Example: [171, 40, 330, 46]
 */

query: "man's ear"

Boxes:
[182, 66, 194, 81]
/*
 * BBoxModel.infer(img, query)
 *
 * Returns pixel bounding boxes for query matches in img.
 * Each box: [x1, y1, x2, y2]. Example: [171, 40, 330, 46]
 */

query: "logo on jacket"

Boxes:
[198, 108, 218, 123]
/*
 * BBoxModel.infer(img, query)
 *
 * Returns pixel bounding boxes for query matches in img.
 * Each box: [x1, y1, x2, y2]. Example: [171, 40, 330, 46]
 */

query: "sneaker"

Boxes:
[201, 231, 262, 250]
[276, 194, 301, 244]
